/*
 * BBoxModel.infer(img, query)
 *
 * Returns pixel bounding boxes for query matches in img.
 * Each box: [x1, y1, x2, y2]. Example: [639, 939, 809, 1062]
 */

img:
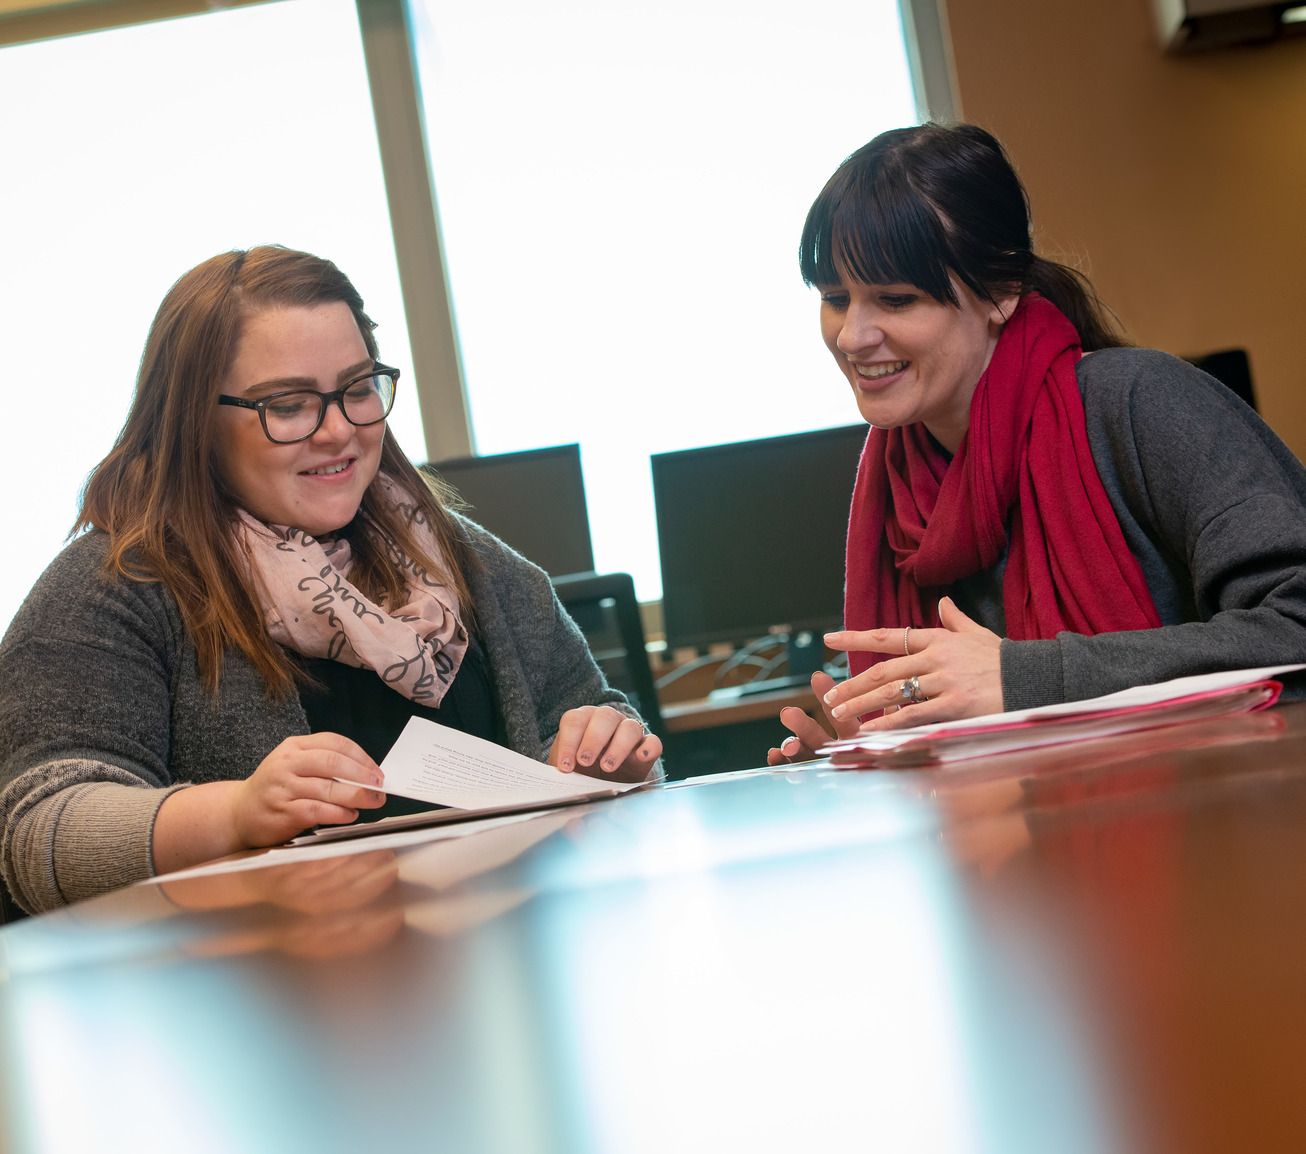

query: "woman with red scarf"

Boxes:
[769, 123, 1306, 764]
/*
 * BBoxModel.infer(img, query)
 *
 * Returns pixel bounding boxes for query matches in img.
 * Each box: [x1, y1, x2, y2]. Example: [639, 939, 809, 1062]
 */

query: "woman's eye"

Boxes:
[820, 293, 850, 309]
[267, 396, 312, 418]
[880, 294, 917, 309]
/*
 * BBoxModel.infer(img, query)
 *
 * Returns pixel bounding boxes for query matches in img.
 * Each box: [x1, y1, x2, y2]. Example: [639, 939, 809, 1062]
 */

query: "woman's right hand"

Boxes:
[766, 671, 863, 765]
[231, 734, 386, 849]
[154, 733, 386, 875]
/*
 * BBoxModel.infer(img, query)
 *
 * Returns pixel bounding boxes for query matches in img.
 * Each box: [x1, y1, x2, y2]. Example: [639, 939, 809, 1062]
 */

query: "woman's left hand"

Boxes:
[821, 596, 1003, 729]
[550, 705, 662, 782]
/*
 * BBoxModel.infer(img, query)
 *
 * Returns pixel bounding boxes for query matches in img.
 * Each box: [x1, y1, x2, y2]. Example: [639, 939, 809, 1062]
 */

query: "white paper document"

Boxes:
[353, 716, 645, 810]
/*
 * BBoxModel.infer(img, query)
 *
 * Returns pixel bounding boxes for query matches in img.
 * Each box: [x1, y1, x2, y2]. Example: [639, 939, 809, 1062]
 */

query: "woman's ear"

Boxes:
[988, 291, 1021, 328]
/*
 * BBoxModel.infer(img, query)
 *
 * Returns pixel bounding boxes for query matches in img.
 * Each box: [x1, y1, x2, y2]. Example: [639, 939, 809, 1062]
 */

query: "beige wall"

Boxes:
[944, 0, 1306, 457]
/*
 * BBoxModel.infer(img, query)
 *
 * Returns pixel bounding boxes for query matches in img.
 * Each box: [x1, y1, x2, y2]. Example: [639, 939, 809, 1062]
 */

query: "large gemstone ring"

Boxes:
[900, 675, 927, 705]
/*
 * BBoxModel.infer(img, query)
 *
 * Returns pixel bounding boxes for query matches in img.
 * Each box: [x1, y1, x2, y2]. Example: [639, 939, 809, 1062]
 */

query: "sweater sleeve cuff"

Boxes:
[6, 779, 186, 913]
[999, 638, 1066, 712]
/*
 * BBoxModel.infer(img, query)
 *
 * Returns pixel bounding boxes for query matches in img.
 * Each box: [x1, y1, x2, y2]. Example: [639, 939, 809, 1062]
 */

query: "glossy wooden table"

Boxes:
[5, 704, 1306, 1153]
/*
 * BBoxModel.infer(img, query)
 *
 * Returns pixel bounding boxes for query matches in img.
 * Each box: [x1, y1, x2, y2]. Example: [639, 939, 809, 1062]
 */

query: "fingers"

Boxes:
[592, 716, 651, 775]
[938, 595, 984, 633]
[234, 735, 387, 849]
[265, 775, 383, 830]
[552, 707, 660, 779]
[820, 658, 917, 722]
[822, 627, 909, 654]
[767, 704, 832, 765]
[550, 708, 592, 772]
[861, 694, 950, 731]
[284, 732, 383, 787]
[767, 668, 874, 766]
[819, 607, 1004, 730]
[828, 601, 980, 652]
[276, 736, 387, 816]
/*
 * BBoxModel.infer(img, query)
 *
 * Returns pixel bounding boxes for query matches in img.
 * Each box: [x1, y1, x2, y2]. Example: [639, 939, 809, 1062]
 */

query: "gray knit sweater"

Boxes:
[0, 518, 641, 914]
[952, 348, 1306, 710]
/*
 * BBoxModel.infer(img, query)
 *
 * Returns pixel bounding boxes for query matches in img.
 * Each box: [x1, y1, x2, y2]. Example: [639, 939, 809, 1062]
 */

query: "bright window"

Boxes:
[412, 0, 918, 598]
[0, 0, 415, 631]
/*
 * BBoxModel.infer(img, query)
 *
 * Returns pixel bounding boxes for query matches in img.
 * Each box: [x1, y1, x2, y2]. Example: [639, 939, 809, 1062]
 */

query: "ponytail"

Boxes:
[1025, 256, 1130, 353]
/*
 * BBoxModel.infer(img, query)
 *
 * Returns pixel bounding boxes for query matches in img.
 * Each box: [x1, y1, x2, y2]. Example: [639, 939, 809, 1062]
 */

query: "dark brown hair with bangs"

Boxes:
[799, 123, 1127, 352]
[77, 245, 475, 698]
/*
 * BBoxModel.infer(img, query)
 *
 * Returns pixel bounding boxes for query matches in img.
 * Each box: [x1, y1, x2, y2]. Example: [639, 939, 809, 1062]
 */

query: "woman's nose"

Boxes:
[312, 397, 355, 443]
[837, 305, 884, 355]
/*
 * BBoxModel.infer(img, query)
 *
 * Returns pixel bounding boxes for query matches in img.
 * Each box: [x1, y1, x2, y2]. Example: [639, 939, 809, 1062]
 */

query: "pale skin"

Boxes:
[767, 273, 1018, 767]
[155, 303, 660, 874]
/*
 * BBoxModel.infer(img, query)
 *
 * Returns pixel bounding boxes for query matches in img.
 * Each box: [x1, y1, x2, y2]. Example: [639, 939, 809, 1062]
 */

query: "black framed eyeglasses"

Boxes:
[218, 365, 400, 444]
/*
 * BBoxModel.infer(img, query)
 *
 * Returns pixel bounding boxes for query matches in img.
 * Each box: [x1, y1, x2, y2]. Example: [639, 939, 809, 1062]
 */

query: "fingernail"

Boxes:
[831, 704, 847, 719]
[783, 737, 799, 753]
[602, 757, 616, 771]
[823, 689, 837, 704]
[578, 751, 593, 766]
[560, 757, 573, 772]
[639, 747, 651, 758]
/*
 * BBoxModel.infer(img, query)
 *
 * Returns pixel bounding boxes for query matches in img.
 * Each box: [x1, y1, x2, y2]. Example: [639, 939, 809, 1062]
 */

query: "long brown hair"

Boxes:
[77, 246, 475, 697]
[799, 123, 1129, 352]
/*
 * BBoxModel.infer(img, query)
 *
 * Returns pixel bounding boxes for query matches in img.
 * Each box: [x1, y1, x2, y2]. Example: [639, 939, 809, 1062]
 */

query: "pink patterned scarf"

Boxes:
[236, 474, 468, 704]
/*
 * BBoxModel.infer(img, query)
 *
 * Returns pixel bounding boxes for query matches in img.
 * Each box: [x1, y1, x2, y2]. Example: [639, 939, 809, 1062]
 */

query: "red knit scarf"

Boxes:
[843, 294, 1161, 678]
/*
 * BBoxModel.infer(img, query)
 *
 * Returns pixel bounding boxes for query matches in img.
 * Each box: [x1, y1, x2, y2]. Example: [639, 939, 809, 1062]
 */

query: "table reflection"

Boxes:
[4, 707, 1306, 1153]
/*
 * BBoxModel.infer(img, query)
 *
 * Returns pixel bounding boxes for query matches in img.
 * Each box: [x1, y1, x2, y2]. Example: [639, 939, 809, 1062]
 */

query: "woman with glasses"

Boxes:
[0, 246, 660, 914]
[769, 123, 1306, 764]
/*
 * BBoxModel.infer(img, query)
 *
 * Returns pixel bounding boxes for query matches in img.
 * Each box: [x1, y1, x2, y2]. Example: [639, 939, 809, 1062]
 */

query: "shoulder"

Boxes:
[1075, 347, 1306, 530]
[453, 512, 551, 582]
[1075, 346, 1236, 416]
[450, 512, 558, 618]
[1075, 347, 1303, 473]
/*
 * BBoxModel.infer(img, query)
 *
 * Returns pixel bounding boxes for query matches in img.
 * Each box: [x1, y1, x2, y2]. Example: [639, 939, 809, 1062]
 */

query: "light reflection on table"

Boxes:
[3, 705, 1305, 1152]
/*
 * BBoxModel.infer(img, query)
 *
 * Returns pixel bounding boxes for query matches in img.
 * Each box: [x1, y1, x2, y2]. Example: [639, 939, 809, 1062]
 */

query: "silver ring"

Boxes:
[899, 675, 927, 705]
[903, 626, 911, 656]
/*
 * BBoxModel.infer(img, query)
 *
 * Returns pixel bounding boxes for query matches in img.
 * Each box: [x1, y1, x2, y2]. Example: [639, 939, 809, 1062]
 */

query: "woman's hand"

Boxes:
[766, 671, 863, 765]
[231, 733, 386, 848]
[154, 733, 385, 874]
[549, 705, 661, 783]
[820, 597, 1003, 731]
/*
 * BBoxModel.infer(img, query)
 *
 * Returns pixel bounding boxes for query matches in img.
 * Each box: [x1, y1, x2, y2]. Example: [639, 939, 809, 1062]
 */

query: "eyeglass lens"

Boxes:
[264, 374, 396, 443]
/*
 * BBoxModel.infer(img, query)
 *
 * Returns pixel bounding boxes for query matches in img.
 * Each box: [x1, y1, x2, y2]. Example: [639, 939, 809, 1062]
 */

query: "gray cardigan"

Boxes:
[0, 518, 641, 913]
[954, 349, 1306, 710]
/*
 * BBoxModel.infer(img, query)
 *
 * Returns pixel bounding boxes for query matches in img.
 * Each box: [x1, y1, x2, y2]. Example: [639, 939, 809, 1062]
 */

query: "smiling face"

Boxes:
[818, 275, 1015, 454]
[214, 302, 385, 535]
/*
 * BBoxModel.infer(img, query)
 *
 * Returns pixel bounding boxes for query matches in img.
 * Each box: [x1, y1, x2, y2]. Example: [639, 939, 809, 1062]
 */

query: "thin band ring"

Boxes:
[903, 627, 911, 656]
[899, 675, 928, 705]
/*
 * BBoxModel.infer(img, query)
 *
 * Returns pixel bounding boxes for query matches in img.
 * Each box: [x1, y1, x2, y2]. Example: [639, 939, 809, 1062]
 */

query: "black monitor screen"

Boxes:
[424, 444, 595, 578]
[652, 425, 868, 650]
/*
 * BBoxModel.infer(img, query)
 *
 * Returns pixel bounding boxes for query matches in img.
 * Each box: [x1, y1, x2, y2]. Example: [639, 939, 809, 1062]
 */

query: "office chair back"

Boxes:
[552, 572, 664, 739]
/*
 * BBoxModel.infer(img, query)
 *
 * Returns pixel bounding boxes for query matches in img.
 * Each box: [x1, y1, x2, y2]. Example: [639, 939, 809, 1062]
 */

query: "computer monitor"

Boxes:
[652, 424, 868, 653]
[423, 444, 595, 578]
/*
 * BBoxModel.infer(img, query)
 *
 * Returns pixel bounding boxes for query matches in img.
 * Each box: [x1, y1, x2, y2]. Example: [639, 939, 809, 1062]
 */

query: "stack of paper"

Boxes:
[309, 716, 647, 846]
[819, 665, 1303, 769]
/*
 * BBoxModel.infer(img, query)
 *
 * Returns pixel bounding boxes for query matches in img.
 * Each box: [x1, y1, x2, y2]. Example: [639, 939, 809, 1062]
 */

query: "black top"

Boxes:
[297, 638, 504, 822]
